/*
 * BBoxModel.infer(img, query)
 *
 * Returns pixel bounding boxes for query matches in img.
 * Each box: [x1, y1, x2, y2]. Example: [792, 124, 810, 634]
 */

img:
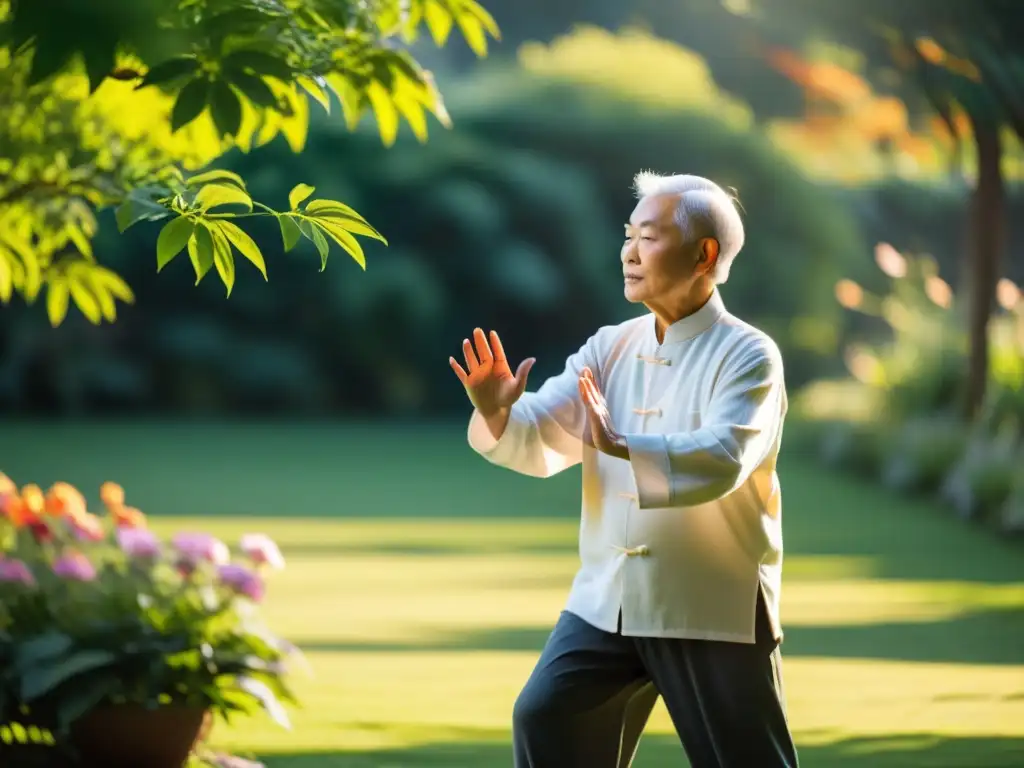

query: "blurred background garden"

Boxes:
[1, 0, 1023, 766]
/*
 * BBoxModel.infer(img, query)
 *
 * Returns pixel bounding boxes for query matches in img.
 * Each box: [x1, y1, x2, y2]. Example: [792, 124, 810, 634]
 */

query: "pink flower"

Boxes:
[217, 564, 265, 602]
[239, 534, 284, 570]
[172, 533, 230, 566]
[53, 553, 97, 582]
[118, 528, 161, 559]
[0, 558, 35, 585]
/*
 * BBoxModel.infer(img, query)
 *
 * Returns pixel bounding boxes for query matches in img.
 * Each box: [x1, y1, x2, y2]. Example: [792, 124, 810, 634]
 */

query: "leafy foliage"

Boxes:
[828, 244, 1024, 430]
[0, 0, 499, 325]
[805, 242, 1024, 533]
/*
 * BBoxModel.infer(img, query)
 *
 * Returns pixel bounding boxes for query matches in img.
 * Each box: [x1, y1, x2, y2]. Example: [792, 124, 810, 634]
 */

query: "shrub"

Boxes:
[880, 417, 970, 494]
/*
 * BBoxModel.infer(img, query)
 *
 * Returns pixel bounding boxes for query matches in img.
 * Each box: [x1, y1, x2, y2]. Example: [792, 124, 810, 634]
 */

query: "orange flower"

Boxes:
[113, 505, 147, 529]
[0, 473, 16, 496]
[835, 279, 864, 310]
[45, 482, 87, 519]
[70, 512, 106, 542]
[925, 275, 954, 308]
[1, 494, 34, 527]
[21, 484, 45, 517]
[100, 481, 125, 510]
[915, 37, 946, 65]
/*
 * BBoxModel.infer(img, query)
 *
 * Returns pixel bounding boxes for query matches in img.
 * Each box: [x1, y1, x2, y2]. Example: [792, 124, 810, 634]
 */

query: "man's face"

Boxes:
[621, 193, 698, 305]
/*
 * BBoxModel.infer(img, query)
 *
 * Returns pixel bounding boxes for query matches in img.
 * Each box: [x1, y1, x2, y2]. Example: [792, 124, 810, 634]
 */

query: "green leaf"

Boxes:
[316, 219, 366, 270]
[305, 200, 387, 243]
[186, 169, 247, 190]
[297, 75, 331, 113]
[466, 1, 501, 39]
[28, 40, 74, 85]
[394, 94, 429, 143]
[210, 224, 236, 297]
[45, 279, 70, 327]
[310, 225, 330, 270]
[279, 215, 302, 252]
[188, 224, 216, 285]
[194, 183, 253, 212]
[139, 57, 200, 88]
[216, 220, 267, 280]
[455, 12, 487, 56]
[115, 190, 170, 233]
[83, 40, 117, 93]
[325, 73, 365, 131]
[210, 79, 243, 137]
[156, 216, 195, 272]
[83, 271, 117, 322]
[23, 258, 42, 302]
[288, 184, 315, 210]
[171, 77, 211, 132]
[20, 650, 117, 701]
[13, 631, 74, 668]
[367, 80, 399, 146]
[66, 223, 93, 259]
[424, 0, 454, 45]
[0, 253, 13, 303]
[223, 50, 294, 81]
[68, 276, 102, 324]
[90, 267, 135, 304]
[226, 69, 279, 108]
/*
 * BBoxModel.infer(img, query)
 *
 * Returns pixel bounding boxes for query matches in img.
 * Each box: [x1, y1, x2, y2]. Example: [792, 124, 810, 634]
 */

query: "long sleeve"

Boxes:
[625, 341, 786, 508]
[467, 337, 595, 478]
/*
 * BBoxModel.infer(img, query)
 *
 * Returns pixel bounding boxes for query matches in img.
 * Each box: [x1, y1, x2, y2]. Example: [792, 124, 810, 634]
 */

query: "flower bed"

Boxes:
[0, 474, 299, 768]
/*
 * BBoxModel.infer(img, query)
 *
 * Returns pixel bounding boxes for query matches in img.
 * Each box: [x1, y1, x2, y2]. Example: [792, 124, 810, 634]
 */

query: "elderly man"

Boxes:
[449, 173, 798, 768]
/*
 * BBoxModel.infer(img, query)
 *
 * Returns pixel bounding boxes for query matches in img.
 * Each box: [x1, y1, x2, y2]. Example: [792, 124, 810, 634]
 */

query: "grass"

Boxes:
[2, 421, 1024, 766]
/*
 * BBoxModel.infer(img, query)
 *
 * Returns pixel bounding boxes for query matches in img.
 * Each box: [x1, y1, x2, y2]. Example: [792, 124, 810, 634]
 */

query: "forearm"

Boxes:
[626, 425, 771, 508]
[480, 406, 511, 442]
[468, 398, 583, 478]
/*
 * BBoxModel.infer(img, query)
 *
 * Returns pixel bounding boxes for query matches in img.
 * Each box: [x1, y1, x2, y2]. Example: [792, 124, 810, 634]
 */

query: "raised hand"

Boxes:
[450, 328, 535, 417]
[578, 367, 628, 459]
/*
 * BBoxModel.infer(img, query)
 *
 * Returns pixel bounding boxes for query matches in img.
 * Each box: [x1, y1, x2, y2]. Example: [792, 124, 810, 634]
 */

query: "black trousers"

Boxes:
[511, 592, 798, 768]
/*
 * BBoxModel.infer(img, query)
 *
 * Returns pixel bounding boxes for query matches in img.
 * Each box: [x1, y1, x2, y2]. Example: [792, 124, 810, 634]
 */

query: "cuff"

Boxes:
[467, 406, 529, 464]
[625, 432, 672, 509]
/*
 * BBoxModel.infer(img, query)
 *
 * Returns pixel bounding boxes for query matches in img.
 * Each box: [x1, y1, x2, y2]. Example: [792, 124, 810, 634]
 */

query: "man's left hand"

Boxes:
[578, 367, 629, 460]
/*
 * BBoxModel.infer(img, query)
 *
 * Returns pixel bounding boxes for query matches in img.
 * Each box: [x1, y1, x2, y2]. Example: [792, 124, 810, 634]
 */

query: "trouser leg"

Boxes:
[636, 592, 799, 768]
[512, 610, 658, 768]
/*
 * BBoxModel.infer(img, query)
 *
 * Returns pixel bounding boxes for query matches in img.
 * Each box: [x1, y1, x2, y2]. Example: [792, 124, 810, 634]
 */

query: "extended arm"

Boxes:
[468, 338, 594, 478]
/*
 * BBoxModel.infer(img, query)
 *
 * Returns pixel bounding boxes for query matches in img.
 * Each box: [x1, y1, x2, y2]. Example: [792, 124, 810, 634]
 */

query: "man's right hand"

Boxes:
[450, 328, 535, 421]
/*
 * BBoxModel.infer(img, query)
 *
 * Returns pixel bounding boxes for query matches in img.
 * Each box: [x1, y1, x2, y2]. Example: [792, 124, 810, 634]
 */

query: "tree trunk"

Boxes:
[964, 114, 1005, 420]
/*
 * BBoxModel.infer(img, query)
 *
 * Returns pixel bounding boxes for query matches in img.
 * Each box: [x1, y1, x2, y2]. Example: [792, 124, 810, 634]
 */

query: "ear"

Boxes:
[697, 238, 720, 276]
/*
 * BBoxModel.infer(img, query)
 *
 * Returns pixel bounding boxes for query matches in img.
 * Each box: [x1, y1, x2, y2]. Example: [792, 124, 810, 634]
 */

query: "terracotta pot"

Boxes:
[68, 705, 210, 768]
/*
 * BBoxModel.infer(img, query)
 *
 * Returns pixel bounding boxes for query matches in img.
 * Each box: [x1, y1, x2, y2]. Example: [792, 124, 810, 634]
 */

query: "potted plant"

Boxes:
[0, 473, 300, 768]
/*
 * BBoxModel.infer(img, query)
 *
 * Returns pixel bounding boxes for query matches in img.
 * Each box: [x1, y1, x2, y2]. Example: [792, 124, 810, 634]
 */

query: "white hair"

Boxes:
[632, 171, 746, 284]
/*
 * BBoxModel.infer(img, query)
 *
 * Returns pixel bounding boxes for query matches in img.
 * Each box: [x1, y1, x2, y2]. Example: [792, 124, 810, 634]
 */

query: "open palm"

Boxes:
[449, 328, 535, 416]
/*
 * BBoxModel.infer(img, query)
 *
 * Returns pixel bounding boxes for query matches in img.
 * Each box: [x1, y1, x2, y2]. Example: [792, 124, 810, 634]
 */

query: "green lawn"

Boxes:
[2, 421, 1024, 767]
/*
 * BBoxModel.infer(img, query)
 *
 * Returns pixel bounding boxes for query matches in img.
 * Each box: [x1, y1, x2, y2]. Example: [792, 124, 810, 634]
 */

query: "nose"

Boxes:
[621, 240, 638, 264]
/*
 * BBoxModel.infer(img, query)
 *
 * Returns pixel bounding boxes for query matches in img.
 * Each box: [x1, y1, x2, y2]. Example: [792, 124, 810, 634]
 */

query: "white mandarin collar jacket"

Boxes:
[469, 291, 788, 643]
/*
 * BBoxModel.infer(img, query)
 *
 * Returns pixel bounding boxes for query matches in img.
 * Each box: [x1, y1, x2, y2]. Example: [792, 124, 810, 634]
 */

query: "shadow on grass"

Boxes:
[257, 733, 1024, 767]
[778, 457, 1024, 585]
[294, 605, 1024, 665]
[782, 605, 1024, 665]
